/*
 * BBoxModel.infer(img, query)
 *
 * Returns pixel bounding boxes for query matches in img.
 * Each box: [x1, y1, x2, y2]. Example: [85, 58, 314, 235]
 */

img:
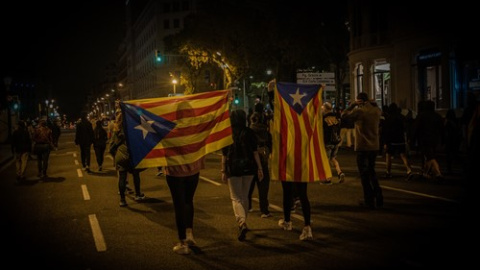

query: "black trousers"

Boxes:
[166, 173, 200, 241]
[281, 181, 311, 226]
[356, 150, 383, 206]
[248, 160, 270, 214]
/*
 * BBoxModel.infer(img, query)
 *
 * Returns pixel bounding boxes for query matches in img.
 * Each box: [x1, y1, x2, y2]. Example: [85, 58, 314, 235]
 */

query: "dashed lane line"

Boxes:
[81, 184, 90, 200]
[88, 214, 107, 252]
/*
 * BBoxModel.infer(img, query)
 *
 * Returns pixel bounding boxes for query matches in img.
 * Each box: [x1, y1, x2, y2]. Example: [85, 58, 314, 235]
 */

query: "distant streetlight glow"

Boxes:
[172, 78, 178, 94]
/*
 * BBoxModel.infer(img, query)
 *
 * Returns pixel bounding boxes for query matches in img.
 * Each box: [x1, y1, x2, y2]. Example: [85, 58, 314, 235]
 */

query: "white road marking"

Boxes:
[200, 176, 221, 186]
[382, 185, 459, 203]
[81, 184, 90, 200]
[77, 168, 83, 178]
[88, 214, 107, 252]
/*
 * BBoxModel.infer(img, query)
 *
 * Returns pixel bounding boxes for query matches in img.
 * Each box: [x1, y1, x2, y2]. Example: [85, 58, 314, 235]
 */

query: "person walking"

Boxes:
[342, 92, 383, 209]
[248, 110, 272, 218]
[12, 120, 32, 183]
[410, 100, 445, 182]
[93, 119, 108, 171]
[322, 102, 345, 184]
[267, 80, 314, 241]
[75, 112, 94, 173]
[221, 109, 264, 242]
[110, 112, 146, 207]
[382, 102, 413, 179]
[32, 119, 54, 178]
[164, 157, 205, 255]
[49, 119, 61, 150]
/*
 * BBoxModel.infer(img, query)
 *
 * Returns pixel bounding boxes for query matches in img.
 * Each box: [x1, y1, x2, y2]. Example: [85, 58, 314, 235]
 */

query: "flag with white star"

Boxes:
[120, 90, 233, 168]
[270, 82, 332, 182]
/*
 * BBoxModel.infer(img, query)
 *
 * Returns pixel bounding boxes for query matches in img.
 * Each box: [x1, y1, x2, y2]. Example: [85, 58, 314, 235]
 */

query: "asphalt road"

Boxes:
[1, 129, 473, 269]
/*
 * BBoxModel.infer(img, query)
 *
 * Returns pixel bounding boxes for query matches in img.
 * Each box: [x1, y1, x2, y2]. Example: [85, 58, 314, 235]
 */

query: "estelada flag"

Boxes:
[270, 82, 332, 182]
[120, 90, 233, 169]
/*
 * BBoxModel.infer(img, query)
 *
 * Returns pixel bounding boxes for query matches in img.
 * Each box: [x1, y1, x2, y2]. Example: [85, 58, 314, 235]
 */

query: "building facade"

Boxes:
[347, 1, 479, 115]
[119, 0, 198, 101]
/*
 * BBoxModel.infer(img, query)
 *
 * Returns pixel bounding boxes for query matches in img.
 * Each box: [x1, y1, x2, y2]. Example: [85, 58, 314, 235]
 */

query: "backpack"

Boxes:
[330, 122, 341, 145]
[324, 114, 342, 145]
[226, 129, 255, 176]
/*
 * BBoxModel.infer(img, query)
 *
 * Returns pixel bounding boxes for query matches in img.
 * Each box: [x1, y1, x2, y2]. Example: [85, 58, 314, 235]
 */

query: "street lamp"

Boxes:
[172, 78, 178, 95]
[3, 76, 12, 143]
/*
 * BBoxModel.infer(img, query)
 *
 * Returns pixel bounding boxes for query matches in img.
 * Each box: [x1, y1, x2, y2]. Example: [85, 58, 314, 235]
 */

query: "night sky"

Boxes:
[1, 1, 125, 119]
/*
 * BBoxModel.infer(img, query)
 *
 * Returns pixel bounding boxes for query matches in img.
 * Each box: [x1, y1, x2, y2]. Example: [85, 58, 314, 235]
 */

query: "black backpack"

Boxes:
[226, 129, 255, 176]
[324, 114, 341, 145]
[329, 122, 341, 145]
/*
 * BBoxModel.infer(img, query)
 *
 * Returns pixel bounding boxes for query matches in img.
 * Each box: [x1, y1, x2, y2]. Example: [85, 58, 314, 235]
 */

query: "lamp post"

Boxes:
[3, 76, 12, 143]
[172, 78, 178, 95]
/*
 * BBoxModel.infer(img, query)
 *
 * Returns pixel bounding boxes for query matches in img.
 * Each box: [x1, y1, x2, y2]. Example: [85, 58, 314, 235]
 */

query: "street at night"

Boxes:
[1, 129, 472, 269]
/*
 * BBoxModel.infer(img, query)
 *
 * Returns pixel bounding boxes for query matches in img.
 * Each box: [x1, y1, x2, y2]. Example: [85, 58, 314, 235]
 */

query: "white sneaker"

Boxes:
[173, 243, 190, 255]
[299, 226, 313, 241]
[278, 219, 292, 231]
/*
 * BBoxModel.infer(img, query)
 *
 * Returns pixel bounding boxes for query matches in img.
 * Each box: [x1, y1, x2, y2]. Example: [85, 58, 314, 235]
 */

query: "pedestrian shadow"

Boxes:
[37, 176, 66, 183]
[87, 170, 117, 177]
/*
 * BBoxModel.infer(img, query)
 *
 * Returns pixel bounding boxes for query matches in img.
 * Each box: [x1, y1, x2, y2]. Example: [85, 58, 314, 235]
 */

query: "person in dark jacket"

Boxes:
[248, 110, 273, 218]
[382, 102, 413, 179]
[410, 100, 444, 182]
[93, 120, 108, 171]
[75, 112, 94, 172]
[221, 109, 263, 241]
[322, 102, 345, 184]
[12, 120, 32, 182]
[111, 111, 146, 207]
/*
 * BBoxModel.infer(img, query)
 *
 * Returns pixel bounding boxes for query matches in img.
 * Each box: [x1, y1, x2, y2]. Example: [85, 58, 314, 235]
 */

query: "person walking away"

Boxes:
[50, 119, 61, 150]
[12, 120, 32, 183]
[382, 102, 413, 179]
[75, 112, 94, 173]
[93, 119, 108, 171]
[342, 92, 383, 209]
[444, 109, 462, 175]
[32, 119, 54, 178]
[410, 100, 445, 182]
[164, 157, 205, 255]
[221, 109, 263, 242]
[322, 102, 345, 184]
[248, 111, 272, 218]
[267, 79, 314, 241]
[111, 112, 146, 207]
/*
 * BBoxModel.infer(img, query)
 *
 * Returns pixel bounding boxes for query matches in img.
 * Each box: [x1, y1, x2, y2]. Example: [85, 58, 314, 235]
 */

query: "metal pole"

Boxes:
[243, 78, 247, 111]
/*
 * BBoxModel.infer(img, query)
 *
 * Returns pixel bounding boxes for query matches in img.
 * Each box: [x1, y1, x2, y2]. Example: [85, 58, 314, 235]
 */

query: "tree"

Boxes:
[164, 0, 349, 94]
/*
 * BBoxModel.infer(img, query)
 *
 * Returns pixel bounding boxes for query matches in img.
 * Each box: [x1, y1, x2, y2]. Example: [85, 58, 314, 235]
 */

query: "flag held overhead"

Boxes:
[270, 82, 332, 182]
[120, 90, 233, 169]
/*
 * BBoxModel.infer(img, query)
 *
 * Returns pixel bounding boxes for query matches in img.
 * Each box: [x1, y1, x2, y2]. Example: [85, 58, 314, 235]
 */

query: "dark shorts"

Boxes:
[325, 144, 339, 160]
[386, 143, 407, 156]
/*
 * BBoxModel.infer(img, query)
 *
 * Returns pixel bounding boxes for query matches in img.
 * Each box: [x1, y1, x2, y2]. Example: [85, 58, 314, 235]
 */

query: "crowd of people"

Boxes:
[9, 85, 479, 256]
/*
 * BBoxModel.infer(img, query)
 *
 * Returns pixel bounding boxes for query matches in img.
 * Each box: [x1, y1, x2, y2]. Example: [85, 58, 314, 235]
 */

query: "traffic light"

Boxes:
[234, 94, 239, 105]
[155, 50, 162, 62]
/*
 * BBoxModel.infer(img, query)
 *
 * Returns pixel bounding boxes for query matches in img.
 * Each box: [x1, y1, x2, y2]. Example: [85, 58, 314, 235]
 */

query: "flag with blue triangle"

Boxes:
[119, 90, 233, 169]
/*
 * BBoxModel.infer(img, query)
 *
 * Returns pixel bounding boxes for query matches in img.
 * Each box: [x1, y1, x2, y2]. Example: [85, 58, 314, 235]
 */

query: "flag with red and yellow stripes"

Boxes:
[270, 82, 332, 182]
[120, 90, 233, 168]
